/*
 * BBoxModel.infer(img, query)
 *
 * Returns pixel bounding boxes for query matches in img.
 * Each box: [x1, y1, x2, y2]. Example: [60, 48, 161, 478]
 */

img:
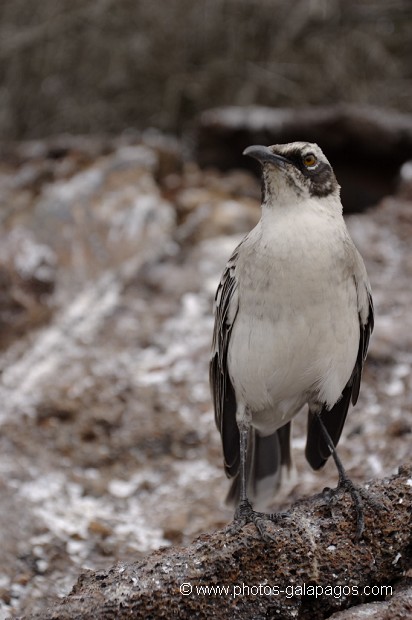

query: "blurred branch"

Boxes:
[0, 0, 411, 138]
[0, 9, 90, 58]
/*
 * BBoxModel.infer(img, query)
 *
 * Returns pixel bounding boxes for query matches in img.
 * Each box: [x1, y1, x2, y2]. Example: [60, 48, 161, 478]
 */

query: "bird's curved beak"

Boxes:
[243, 145, 288, 167]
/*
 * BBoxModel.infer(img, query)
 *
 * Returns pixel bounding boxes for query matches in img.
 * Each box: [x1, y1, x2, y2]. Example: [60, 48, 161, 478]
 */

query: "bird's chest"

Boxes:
[228, 215, 358, 410]
[238, 225, 348, 320]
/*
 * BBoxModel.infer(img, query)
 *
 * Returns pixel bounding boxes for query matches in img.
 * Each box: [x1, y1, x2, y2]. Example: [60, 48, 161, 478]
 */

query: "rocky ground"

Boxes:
[0, 122, 411, 618]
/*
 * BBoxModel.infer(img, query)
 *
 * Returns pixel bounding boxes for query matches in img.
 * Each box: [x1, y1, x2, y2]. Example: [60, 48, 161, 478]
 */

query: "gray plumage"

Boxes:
[210, 142, 373, 511]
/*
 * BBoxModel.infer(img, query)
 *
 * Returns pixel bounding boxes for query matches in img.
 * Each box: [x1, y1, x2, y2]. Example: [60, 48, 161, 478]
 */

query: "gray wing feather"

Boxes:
[306, 270, 374, 470]
[209, 245, 241, 478]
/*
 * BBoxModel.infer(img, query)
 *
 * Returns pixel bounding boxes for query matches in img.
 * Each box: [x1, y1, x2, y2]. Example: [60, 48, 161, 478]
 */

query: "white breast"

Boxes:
[227, 198, 359, 431]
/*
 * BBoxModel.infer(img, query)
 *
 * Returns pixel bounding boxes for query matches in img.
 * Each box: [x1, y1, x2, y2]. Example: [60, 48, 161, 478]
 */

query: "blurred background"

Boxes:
[0, 1, 412, 617]
[1, 0, 411, 139]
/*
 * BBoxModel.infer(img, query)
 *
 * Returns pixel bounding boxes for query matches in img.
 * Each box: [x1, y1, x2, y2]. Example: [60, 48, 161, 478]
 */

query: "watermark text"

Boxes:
[179, 581, 392, 600]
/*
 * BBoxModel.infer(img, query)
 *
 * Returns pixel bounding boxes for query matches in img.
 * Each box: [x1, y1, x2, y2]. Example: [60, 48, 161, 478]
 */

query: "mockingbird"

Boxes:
[210, 142, 374, 539]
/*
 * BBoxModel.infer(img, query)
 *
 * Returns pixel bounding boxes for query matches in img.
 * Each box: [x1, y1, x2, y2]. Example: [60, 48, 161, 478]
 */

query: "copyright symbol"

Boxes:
[180, 582, 192, 596]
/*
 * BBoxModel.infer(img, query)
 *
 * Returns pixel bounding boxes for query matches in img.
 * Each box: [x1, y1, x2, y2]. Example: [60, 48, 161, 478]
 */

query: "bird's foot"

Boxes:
[229, 499, 289, 543]
[323, 474, 388, 540]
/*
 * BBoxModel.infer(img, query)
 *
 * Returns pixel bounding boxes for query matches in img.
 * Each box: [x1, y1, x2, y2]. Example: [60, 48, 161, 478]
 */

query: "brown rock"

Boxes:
[22, 465, 412, 620]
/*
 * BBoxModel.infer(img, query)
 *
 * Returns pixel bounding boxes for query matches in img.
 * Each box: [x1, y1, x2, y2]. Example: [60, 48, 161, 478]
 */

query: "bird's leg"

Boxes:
[239, 426, 249, 504]
[233, 424, 254, 520]
[230, 421, 288, 542]
[315, 412, 381, 539]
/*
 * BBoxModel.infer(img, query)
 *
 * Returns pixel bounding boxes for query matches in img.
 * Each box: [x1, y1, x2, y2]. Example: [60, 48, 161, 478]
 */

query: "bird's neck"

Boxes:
[259, 193, 345, 246]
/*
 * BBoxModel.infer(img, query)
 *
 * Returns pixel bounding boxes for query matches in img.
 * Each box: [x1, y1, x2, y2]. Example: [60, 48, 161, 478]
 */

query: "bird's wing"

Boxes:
[209, 243, 242, 478]
[306, 255, 374, 470]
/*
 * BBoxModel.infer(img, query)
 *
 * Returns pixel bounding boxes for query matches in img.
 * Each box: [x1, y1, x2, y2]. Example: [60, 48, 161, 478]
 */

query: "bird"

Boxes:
[209, 141, 374, 539]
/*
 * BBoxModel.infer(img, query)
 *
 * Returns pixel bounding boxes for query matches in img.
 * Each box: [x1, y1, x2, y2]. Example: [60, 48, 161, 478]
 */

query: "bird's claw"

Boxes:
[324, 476, 387, 540]
[229, 499, 289, 543]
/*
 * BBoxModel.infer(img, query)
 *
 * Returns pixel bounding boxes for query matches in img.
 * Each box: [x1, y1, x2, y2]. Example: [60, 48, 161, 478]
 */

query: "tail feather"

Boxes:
[306, 384, 352, 471]
[226, 422, 292, 510]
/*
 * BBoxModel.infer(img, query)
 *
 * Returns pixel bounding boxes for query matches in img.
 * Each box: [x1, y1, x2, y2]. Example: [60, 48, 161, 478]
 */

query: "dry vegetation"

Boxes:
[0, 0, 411, 139]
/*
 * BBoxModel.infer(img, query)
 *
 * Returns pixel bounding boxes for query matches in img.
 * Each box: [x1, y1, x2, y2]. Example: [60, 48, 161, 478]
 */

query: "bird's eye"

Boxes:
[303, 153, 318, 168]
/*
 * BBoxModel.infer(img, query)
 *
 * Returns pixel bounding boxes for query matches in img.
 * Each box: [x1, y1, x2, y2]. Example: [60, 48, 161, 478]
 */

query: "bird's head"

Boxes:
[243, 142, 340, 207]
